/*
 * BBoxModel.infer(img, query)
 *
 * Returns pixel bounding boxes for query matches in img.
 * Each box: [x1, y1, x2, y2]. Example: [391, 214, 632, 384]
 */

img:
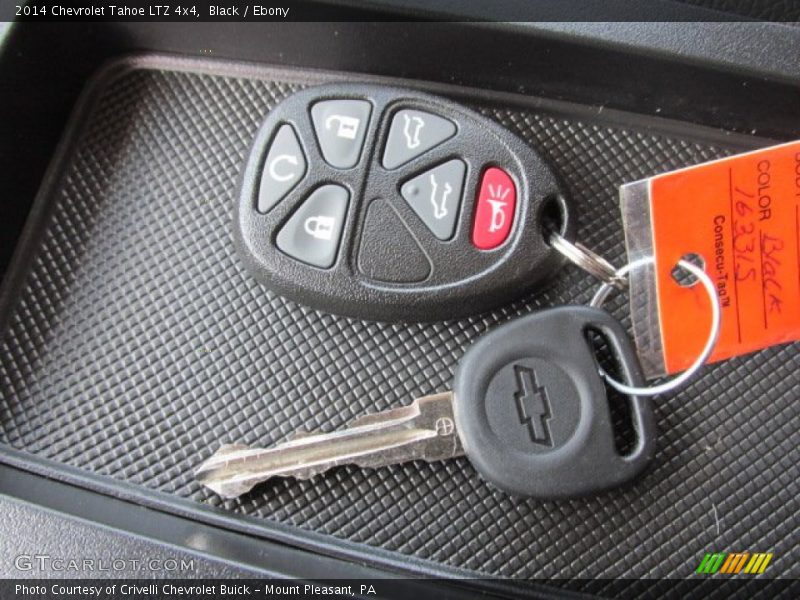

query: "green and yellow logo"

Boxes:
[696, 552, 773, 575]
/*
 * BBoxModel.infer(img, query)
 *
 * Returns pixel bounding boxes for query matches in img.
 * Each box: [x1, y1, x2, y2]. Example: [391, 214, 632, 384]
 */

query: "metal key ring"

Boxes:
[549, 232, 628, 290]
[589, 256, 721, 397]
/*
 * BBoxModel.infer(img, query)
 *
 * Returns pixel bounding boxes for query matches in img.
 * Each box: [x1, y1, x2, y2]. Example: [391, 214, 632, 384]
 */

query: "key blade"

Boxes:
[196, 431, 429, 498]
[195, 392, 463, 498]
[350, 392, 463, 467]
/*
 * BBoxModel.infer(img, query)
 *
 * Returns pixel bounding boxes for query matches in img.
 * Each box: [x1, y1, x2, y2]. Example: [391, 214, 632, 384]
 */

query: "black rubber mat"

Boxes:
[0, 58, 797, 588]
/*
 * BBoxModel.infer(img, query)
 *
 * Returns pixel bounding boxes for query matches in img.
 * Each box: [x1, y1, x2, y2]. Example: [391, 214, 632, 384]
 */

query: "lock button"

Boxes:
[311, 99, 372, 169]
[276, 184, 349, 269]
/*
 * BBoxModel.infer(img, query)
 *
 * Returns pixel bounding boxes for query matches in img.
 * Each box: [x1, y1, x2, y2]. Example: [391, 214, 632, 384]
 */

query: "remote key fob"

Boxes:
[453, 306, 656, 497]
[235, 84, 574, 322]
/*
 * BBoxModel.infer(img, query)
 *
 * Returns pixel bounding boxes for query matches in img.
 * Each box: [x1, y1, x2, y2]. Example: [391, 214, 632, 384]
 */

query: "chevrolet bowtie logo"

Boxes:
[513, 365, 552, 446]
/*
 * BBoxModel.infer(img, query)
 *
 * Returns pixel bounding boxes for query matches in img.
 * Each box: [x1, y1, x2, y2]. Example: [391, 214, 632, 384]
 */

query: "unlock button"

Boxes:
[311, 99, 372, 169]
[276, 185, 349, 269]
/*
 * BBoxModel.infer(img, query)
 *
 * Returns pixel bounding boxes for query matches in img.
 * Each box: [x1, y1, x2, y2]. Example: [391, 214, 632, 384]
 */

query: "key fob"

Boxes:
[453, 306, 656, 498]
[235, 84, 575, 322]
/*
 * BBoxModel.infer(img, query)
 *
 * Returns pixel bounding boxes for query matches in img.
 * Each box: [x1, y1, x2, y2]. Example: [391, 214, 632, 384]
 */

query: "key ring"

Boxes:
[549, 232, 628, 290]
[589, 256, 721, 397]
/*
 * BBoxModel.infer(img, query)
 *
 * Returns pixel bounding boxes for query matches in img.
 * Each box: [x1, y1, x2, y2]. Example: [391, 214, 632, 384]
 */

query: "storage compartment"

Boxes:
[1, 22, 798, 588]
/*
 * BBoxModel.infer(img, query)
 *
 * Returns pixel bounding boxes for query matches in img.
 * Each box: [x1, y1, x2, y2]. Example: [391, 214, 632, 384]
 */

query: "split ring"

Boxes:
[589, 256, 721, 396]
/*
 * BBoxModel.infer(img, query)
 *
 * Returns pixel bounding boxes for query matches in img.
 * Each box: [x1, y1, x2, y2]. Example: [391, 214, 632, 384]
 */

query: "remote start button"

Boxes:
[257, 124, 307, 213]
[472, 167, 516, 250]
[276, 185, 349, 269]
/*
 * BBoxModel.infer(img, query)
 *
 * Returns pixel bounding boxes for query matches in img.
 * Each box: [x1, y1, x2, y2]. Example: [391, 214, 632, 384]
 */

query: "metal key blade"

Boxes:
[196, 392, 463, 498]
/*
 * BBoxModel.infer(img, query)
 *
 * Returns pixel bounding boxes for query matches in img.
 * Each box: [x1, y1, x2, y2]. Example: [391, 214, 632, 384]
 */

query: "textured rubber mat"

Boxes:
[0, 59, 797, 588]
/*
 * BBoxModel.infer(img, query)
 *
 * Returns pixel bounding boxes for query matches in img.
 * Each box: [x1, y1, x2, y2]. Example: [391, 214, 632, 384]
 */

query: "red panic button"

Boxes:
[471, 167, 516, 250]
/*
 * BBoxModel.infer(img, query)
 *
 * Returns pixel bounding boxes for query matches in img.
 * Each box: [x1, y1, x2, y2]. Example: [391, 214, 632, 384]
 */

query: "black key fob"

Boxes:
[235, 83, 574, 322]
[453, 306, 656, 498]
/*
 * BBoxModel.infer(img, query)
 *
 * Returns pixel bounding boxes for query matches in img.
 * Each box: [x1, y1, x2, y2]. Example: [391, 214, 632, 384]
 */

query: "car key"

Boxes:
[235, 83, 575, 322]
[197, 392, 463, 499]
[196, 306, 656, 499]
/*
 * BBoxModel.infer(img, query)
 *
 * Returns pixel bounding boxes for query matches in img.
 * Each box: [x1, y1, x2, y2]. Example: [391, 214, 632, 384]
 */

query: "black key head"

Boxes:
[453, 306, 656, 498]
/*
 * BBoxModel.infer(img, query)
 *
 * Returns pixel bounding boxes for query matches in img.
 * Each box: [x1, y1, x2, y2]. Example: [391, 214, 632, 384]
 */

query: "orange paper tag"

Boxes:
[649, 140, 800, 374]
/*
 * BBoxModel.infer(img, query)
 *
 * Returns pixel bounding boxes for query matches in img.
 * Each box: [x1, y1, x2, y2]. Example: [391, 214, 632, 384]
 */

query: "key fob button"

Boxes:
[472, 167, 516, 249]
[257, 124, 307, 213]
[276, 185, 349, 269]
[400, 159, 466, 240]
[382, 109, 456, 169]
[311, 100, 372, 169]
[358, 198, 432, 283]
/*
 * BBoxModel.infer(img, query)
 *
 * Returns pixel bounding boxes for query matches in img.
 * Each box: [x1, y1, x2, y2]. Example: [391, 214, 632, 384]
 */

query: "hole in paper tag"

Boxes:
[671, 253, 705, 288]
[621, 140, 800, 377]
